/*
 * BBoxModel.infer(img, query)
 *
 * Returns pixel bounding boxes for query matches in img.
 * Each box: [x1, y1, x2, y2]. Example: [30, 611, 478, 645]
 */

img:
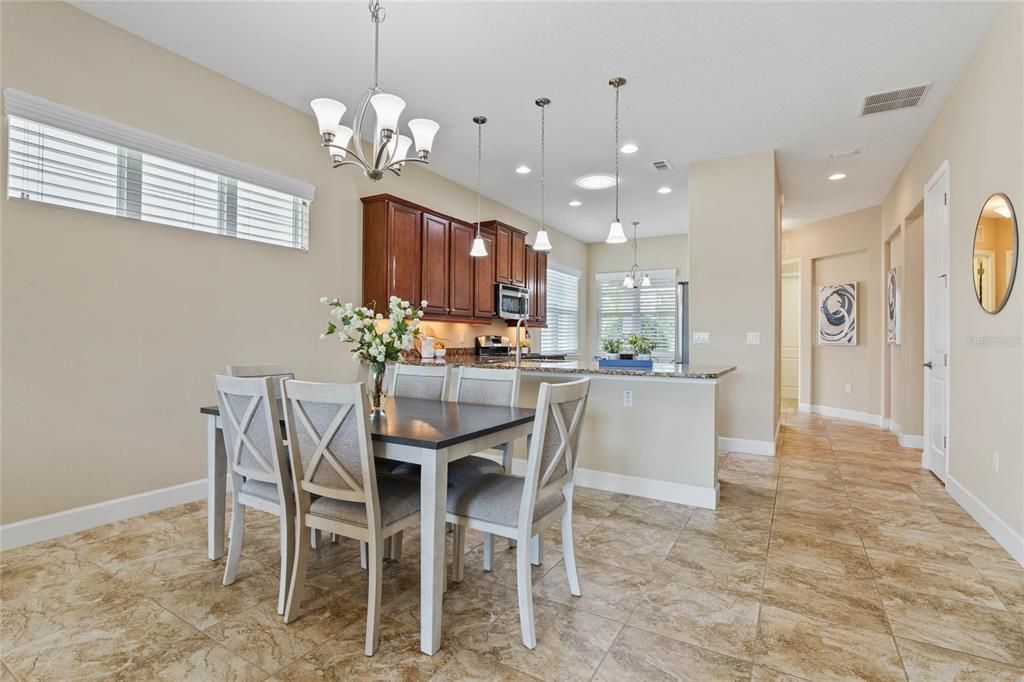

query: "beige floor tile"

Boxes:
[532, 556, 651, 622]
[970, 553, 1024, 614]
[881, 585, 1024, 665]
[762, 562, 890, 634]
[576, 516, 679, 573]
[866, 547, 1005, 610]
[896, 637, 1024, 681]
[114, 632, 270, 681]
[749, 665, 811, 681]
[613, 495, 694, 531]
[664, 529, 767, 596]
[593, 624, 751, 681]
[767, 528, 873, 579]
[769, 507, 864, 547]
[754, 605, 905, 681]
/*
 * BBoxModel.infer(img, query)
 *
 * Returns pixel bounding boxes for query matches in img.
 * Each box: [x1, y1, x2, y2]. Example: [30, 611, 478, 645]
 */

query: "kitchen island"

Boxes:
[387, 357, 736, 509]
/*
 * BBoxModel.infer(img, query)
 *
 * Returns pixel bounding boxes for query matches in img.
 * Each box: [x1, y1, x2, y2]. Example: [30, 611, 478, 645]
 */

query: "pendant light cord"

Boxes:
[476, 121, 482, 236]
[614, 83, 620, 221]
[540, 104, 546, 232]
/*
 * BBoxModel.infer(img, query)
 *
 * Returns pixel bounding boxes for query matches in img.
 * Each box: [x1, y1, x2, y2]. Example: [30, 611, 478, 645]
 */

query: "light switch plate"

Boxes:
[693, 332, 710, 344]
[747, 332, 761, 345]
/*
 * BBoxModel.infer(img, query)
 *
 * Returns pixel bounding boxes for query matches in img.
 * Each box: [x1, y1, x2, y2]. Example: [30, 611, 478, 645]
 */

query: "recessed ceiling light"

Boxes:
[657, 186, 672, 194]
[515, 165, 531, 174]
[575, 174, 617, 190]
[829, 173, 847, 181]
[569, 200, 582, 207]
[620, 143, 639, 154]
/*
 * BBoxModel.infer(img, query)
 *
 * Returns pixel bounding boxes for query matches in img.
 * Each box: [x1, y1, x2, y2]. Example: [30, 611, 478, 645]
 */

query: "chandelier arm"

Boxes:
[331, 159, 371, 171]
[351, 87, 378, 170]
[327, 143, 372, 172]
[382, 156, 427, 173]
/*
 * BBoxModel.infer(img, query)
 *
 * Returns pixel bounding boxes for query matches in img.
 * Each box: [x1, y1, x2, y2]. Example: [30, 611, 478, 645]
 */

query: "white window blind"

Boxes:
[541, 267, 580, 356]
[5, 89, 314, 250]
[596, 269, 677, 358]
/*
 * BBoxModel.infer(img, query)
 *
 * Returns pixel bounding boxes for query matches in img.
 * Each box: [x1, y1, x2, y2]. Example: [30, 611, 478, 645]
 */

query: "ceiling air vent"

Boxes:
[860, 84, 930, 116]
[652, 159, 673, 171]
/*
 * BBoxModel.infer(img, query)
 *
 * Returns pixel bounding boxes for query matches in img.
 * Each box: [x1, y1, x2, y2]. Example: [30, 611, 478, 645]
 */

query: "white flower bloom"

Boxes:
[319, 333, 327, 340]
[376, 313, 383, 320]
[319, 297, 329, 304]
[417, 310, 424, 318]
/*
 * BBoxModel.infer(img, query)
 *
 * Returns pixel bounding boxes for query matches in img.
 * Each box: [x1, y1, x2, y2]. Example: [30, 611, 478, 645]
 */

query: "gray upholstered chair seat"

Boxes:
[447, 455, 506, 487]
[447, 473, 565, 528]
[308, 476, 420, 527]
[239, 479, 281, 503]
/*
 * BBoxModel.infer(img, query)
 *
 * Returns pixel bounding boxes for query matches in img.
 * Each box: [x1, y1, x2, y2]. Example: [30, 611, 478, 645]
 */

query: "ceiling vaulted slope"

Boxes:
[73, 1, 1000, 241]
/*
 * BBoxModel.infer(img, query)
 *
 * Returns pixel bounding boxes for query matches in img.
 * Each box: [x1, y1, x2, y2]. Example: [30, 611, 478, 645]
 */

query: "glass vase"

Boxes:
[367, 362, 388, 416]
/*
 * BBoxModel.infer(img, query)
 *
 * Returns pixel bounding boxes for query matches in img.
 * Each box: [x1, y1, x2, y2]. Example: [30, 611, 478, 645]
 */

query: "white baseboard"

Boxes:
[946, 475, 1024, 567]
[800, 403, 884, 427]
[719, 436, 776, 457]
[0, 479, 206, 551]
[507, 457, 719, 509]
[884, 419, 924, 450]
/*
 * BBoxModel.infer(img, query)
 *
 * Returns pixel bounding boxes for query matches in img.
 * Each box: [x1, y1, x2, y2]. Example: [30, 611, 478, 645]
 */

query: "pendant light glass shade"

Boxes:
[470, 236, 488, 257]
[606, 220, 627, 244]
[330, 125, 354, 159]
[311, 98, 346, 135]
[471, 115, 488, 257]
[533, 229, 552, 251]
[408, 118, 440, 154]
[623, 273, 635, 288]
[640, 273, 651, 287]
[533, 97, 554, 253]
[394, 134, 413, 162]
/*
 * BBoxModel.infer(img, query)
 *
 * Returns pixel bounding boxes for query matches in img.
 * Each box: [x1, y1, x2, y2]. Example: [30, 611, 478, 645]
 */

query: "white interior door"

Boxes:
[923, 164, 950, 481]
[780, 272, 800, 400]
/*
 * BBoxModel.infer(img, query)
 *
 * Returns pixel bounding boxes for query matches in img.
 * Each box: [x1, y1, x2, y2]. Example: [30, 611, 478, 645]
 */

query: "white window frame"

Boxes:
[541, 263, 581, 357]
[595, 268, 677, 360]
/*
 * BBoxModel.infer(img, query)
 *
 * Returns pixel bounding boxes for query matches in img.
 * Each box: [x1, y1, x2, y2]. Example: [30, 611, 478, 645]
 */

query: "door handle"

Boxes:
[923, 361, 934, 369]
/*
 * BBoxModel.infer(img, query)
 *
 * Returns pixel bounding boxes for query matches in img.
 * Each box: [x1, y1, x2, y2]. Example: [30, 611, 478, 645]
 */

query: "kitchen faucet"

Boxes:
[514, 318, 530, 368]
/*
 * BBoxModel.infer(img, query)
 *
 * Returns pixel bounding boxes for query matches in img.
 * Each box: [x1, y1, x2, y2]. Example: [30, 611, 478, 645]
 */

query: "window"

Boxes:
[541, 266, 580, 356]
[5, 89, 314, 250]
[596, 269, 677, 358]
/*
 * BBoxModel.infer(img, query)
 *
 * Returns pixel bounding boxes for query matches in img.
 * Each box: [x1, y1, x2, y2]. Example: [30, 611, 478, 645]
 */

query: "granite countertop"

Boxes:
[391, 356, 736, 380]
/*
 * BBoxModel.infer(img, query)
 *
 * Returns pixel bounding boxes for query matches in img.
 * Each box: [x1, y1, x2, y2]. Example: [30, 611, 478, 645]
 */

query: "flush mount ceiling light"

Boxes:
[569, 200, 582, 207]
[620, 143, 639, 154]
[605, 77, 628, 244]
[657, 186, 672, 194]
[470, 116, 488, 258]
[310, 0, 438, 181]
[829, 173, 847, 181]
[515, 165, 531, 174]
[576, 174, 616, 190]
[532, 98, 553, 252]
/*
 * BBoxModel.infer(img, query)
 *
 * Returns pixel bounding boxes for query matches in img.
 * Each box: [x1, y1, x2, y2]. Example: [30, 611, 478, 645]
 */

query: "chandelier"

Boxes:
[533, 98, 553, 252]
[309, 0, 439, 181]
[605, 77, 628, 244]
[623, 221, 651, 288]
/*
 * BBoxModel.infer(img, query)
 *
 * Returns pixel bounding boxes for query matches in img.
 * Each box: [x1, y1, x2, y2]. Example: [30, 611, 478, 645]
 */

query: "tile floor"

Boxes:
[3, 402, 1024, 680]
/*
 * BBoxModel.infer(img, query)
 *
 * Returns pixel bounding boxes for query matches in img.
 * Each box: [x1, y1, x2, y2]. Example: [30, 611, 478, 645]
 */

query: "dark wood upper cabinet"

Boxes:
[536, 250, 548, 324]
[525, 245, 538, 319]
[420, 212, 450, 316]
[473, 227, 496, 319]
[510, 230, 527, 286]
[448, 221, 475, 318]
[494, 225, 512, 284]
[363, 196, 422, 310]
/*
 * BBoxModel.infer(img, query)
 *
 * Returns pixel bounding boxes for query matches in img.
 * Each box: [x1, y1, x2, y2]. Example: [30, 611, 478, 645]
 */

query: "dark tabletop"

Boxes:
[201, 397, 535, 450]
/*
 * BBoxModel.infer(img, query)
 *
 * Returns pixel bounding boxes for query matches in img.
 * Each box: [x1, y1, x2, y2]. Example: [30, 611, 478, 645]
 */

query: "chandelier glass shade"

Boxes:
[310, 1, 439, 181]
[605, 77, 628, 244]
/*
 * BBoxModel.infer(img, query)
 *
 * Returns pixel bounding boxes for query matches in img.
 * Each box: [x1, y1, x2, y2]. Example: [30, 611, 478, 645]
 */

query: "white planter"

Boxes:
[604, 352, 620, 360]
[637, 353, 652, 361]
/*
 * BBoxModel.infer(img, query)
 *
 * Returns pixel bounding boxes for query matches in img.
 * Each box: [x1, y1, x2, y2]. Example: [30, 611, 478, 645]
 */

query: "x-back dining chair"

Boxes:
[213, 374, 295, 616]
[281, 379, 421, 656]
[446, 378, 591, 648]
[390, 362, 450, 400]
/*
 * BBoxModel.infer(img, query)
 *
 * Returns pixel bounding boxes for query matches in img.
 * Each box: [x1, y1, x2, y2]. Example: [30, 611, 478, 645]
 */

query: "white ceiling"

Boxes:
[73, 1, 1000, 242]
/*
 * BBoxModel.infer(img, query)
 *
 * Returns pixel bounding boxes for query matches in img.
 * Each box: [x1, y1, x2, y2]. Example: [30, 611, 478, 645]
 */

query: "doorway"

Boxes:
[780, 260, 800, 406]
[923, 162, 950, 480]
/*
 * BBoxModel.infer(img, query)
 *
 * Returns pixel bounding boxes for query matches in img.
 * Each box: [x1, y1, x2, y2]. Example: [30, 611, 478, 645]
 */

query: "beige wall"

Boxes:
[879, 2, 1023, 537]
[0, 1, 587, 523]
[782, 206, 883, 417]
[885, 214, 925, 437]
[585, 234, 688, 356]
[688, 151, 779, 446]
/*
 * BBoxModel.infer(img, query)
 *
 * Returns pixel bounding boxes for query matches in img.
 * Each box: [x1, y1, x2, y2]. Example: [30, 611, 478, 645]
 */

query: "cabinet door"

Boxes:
[536, 250, 548, 323]
[510, 230, 527, 286]
[495, 226, 512, 284]
[420, 212, 450, 316]
[473, 228, 497, 319]
[448, 221, 475, 318]
[525, 246, 538, 320]
[388, 201, 422, 306]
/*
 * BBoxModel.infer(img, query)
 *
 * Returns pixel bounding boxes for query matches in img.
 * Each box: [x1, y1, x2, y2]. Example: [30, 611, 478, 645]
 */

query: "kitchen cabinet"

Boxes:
[510, 230, 526, 286]
[484, 220, 528, 287]
[472, 226, 496, 319]
[420, 212, 450, 316]
[448, 221, 476, 318]
[523, 247, 549, 326]
[362, 196, 422, 309]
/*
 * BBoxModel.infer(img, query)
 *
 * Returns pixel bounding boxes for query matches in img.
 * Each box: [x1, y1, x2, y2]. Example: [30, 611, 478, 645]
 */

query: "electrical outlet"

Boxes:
[623, 390, 633, 408]
[993, 451, 1000, 472]
[746, 332, 761, 345]
[693, 332, 710, 344]
[458, 330, 466, 344]
[844, 384, 852, 394]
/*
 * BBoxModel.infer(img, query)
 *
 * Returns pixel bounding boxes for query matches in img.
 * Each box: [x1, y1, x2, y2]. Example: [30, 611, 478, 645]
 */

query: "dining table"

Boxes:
[200, 396, 536, 655]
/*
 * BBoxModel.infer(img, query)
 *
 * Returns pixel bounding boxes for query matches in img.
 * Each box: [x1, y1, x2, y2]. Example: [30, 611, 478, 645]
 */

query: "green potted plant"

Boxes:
[628, 333, 656, 361]
[600, 337, 623, 359]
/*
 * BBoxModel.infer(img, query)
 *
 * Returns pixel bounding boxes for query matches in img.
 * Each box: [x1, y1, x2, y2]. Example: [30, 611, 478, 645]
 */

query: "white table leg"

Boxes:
[420, 447, 448, 655]
[206, 415, 227, 560]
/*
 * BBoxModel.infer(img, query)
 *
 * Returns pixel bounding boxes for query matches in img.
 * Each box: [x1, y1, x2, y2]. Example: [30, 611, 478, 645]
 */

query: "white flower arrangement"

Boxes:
[320, 296, 424, 367]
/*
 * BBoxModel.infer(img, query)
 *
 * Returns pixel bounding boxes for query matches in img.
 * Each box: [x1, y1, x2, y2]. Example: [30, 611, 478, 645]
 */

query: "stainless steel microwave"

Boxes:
[496, 283, 529, 320]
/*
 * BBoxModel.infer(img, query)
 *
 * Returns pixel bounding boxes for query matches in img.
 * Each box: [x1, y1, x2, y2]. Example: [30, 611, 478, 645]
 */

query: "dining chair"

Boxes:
[214, 374, 295, 616]
[446, 378, 591, 649]
[281, 379, 421, 656]
[390, 362, 450, 400]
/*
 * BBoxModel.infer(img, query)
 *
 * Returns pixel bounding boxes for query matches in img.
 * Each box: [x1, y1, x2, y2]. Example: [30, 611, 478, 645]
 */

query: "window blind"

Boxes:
[541, 267, 580, 356]
[596, 269, 677, 358]
[5, 89, 313, 250]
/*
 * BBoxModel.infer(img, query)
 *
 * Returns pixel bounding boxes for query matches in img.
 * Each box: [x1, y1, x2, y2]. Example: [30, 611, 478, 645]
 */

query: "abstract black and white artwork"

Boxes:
[819, 282, 857, 345]
[886, 268, 901, 345]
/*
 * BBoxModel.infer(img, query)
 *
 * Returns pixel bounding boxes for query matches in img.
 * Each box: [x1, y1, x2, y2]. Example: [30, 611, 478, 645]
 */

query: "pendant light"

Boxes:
[605, 77, 628, 244]
[623, 221, 651, 288]
[470, 116, 488, 257]
[533, 98, 553, 252]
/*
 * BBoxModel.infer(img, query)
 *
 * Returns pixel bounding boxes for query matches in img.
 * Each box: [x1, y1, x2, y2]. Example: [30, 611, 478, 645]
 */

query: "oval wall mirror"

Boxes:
[973, 193, 1018, 314]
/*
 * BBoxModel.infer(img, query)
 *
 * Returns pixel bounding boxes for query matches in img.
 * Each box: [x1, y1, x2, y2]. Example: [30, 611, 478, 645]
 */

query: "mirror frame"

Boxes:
[972, 192, 1018, 315]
